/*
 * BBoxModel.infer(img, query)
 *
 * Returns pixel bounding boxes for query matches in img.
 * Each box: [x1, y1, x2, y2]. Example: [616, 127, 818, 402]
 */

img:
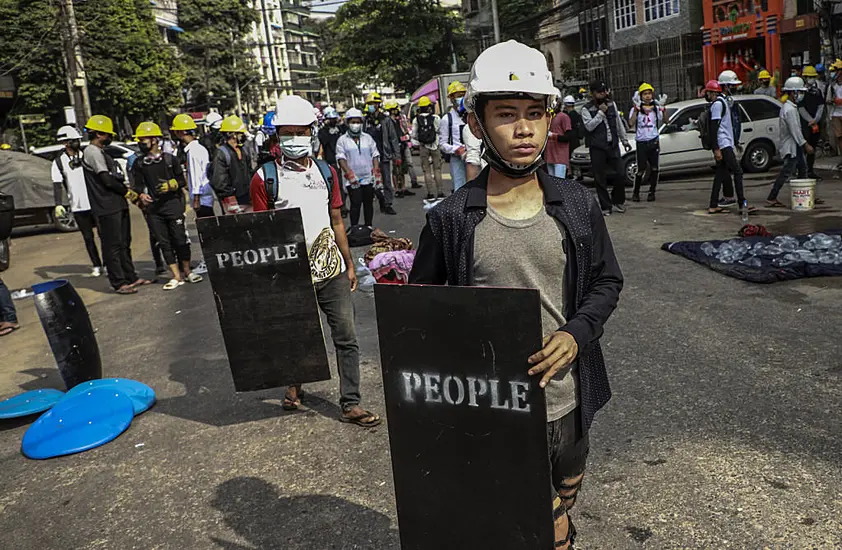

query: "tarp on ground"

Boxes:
[662, 232, 842, 284]
[0, 151, 55, 210]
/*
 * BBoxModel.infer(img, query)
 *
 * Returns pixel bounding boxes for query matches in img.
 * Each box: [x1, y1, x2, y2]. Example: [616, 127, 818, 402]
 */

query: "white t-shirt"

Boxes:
[253, 160, 346, 283]
[51, 151, 91, 212]
[630, 106, 664, 142]
[335, 132, 379, 185]
[710, 97, 735, 150]
[832, 84, 842, 118]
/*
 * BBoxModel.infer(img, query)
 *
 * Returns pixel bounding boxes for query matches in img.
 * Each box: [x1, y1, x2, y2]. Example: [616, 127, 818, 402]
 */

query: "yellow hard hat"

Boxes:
[418, 96, 432, 108]
[384, 100, 399, 110]
[802, 66, 818, 78]
[757, 70, 771, 80]
[638, 82, 654, 93]
[365, 92, 382, 104]
[134, 121, 163, 139]
[447, 81, 467, 97]
[84, 114, 116, 135]
[219, 115, 246, 133]
[578, 87, 586, 93]
[0, 143, 10, 150]
[170, 113, 197, 131]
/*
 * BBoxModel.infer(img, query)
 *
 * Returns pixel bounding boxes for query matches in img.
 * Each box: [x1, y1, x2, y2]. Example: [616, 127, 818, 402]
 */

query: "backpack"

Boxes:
[698, 97, 727, 151]
[206, 145, 231, 180]
[417, 115, 437, 145]
[346, 224, 374, 247]
[262, 158, 334, 211]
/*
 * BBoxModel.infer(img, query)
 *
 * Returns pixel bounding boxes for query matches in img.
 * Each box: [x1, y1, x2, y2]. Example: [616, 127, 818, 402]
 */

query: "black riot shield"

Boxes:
[375, 284, 553, 550]
[197, 209, 330, 392]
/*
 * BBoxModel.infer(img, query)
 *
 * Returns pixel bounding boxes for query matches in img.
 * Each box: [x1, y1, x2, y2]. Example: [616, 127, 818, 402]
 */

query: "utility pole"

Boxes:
[231, 31, 244, 117]
[58, 0, 92, 125]
[491, 0, 501, 44]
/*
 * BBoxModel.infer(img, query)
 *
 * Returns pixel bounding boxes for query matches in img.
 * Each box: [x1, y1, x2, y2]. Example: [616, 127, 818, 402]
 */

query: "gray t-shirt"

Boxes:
[473, 205, 578, 422]
[83, 143, 109, 174]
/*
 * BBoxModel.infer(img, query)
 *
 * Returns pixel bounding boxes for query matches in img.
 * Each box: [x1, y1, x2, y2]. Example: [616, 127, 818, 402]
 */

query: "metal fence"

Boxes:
[581, 34, 704, 112]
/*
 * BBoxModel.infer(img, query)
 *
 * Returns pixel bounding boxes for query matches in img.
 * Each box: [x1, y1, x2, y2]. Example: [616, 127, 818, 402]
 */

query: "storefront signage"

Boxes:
[720, 23, 751, 37]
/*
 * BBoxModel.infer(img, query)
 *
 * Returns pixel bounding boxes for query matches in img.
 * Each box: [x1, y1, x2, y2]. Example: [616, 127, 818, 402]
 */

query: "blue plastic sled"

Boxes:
[0, 389, 65, 419]
[62, 378, 156, 415]
[21, 388, 134, 460]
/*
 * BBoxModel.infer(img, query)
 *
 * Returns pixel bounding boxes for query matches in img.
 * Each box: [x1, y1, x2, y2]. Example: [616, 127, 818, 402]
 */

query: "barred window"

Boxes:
[614, 0, 637, 31]
[643, 0, 679, 22]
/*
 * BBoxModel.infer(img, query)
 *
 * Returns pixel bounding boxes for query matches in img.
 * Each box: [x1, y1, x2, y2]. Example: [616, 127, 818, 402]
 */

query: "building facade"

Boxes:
[537, 0, 583, 85]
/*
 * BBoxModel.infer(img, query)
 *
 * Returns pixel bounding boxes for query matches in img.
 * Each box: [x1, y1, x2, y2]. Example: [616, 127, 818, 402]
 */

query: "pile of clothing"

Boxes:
[364, 229, 415, 284]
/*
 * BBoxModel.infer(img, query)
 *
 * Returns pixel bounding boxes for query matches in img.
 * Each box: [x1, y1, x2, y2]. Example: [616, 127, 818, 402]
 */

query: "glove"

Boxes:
[373, 169, 383, 190]
[54, 205, 66, 218]
[157, 178, 179, 194]
[125, 189, 139, 203]
[222, 196, 241, 215]
[395, 159, 403, 167]
[344, 170, 359, 188]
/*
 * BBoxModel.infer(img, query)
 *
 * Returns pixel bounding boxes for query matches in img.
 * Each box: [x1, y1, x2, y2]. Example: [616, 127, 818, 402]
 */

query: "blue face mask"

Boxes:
[366, 105, 376, 114]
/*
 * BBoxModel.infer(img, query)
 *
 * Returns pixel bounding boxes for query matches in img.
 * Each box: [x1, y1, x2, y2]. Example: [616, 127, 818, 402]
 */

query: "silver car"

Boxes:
[570, 95, 783, 185]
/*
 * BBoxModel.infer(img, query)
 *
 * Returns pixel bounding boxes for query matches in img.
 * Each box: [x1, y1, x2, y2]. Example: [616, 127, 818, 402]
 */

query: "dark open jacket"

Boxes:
[409, 168, 623, 433]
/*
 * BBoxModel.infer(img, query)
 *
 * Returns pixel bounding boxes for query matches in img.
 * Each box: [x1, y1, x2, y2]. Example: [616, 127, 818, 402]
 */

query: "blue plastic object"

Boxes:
[62, 378, 156, 415]
[21, 388, 134, 460]
[0, 389, 65, 419]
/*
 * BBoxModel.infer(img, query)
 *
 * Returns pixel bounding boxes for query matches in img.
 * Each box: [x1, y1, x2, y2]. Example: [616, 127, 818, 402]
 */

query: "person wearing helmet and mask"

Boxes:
[249, 96, 381, 428]
[411, 96, 445, 199]
[754, 70, 776, 98]
[131, 122, 202, 290]
[171, 113, 215, 219]
[201, 112, 224, 152]
[765, 78, 814, 208]
[363, 92, 399, 215]
[51, 125, 103, 277]
[799, 66, 825, 180]
[336, 108, 381, 227]
[628, 83, 666, 202]
[210, 115, 251, 214]
[581, 80, 632, 215]
[318, 107, 348, 216]
[386, 100, 420, 197]
[440, 80, 469, 191]
[82, 114, 149, 294]
[410, 40, 623, 550]
[460, 96, 486, 181]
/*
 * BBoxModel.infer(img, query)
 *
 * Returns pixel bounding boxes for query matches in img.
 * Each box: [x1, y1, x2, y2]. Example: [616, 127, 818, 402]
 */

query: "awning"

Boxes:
[169, 25, 184, 33]
[411, 78, 439, 103]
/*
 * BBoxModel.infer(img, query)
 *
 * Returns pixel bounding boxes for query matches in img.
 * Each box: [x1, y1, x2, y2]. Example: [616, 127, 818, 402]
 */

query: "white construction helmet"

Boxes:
[717, 70, 742, 86]
[205, 111, 223, 129]
[782, 76, 807, 92]
[323, 106, 339, 119]
[56, 125, 82, 141]
[272, 95, 317, 127]
[562, 95, 576, 104]
[464, 40, 557, 112]
[344, 107, 364, 120]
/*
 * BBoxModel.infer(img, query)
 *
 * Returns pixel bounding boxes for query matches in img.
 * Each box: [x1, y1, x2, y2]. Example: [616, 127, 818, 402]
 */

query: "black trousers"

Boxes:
[74, 211, 102, 268]
[147, 212, 190, 266]
[143, 211, 165, 270]
[98, 209, 138, 289]
[590, 146, 625, 210]
[348, 185, 374, 226]
[632, 139, 660, 196]
[710, 147, 745, 209]
[195, 205, 215, 219]
[802, 124, 820, 175]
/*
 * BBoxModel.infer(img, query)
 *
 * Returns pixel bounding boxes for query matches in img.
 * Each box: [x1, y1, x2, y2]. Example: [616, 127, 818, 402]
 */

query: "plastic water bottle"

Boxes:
[741, 200, 749, 224]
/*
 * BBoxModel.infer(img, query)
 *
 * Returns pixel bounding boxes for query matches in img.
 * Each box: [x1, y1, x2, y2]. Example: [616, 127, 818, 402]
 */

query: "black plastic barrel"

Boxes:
[33, 280, 102, 389]
[0, 193, 13, 241]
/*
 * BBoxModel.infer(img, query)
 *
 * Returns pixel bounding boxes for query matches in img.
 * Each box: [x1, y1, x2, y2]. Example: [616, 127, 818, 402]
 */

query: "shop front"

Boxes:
[780, 12, 823, 78]
[702, 0, 783, 88]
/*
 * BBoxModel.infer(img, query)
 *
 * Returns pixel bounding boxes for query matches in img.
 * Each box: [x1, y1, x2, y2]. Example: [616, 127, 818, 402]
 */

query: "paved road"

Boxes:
[1, 166, 842, 549]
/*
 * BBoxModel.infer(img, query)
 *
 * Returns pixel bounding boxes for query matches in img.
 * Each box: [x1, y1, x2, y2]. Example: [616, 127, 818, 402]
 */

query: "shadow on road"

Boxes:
[30, 265, 112, 294]
[210, 477, 398, 550]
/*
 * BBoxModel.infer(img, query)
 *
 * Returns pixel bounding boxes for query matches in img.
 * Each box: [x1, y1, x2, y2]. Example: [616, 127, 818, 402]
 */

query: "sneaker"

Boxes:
[614, 204, 626, 213]
[193, 260, 208, 275]
[631, 193, 641, 202]
[384, 206, 397, 215]
[718, 197, 737, 208]
[395, 190, 406, 199]
[647, 192, 656, 202]
[411, 183, 423, 189]
[602, 209, 612, 217]
[403, 189, 416, 196]
[90, 266, 103, 277]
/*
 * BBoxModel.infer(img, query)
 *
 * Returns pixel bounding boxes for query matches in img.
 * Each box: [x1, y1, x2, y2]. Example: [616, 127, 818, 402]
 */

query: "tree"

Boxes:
[178, 0, 260, 115]
[498, 0, 552, 45]
[321, 0, 465, 95]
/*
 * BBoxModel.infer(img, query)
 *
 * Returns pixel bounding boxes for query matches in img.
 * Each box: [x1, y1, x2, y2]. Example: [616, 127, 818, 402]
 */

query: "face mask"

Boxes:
[236, 135, 245, 146]
[795, 92, 806, 103]
[103, 136, 113, 146]
[366, 105, 376, 114]
[68, 140, 81, 151]
[138, 142, 151, 154]
[278, 135, 312, 159]
[348, 123, 362, 135]
[832, 72, 838, 79]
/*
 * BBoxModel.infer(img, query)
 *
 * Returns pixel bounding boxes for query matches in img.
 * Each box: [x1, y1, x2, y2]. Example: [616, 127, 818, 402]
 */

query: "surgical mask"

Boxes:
[795, 92, 806, 103]
[138, 142, 151, 155]
[278, 135, 312, 159]
[832, 72, 838, 80]
[348, 122, 362, 135]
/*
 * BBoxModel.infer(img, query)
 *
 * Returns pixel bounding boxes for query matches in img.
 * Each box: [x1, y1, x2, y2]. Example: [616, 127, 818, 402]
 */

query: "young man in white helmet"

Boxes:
[336, 108, 382, 227]
[51, 125, 104, 277]
[766, 77, 813, 207]
[249, 95, 381, 428]
[410, 40, 623, 549]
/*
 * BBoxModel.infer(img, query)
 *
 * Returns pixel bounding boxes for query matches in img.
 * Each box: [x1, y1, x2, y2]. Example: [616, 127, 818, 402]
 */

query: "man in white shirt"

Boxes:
[51, 125, 103, 277]
[766, 77, 813, 206]
[335, 108, 382, 227]
[170, 114, 215, 219]
[440, 81, 468, 191]
[411, 96, 445, 199]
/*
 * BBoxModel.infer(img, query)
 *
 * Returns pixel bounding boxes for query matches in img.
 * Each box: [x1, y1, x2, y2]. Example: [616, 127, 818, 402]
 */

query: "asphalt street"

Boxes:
[1, 164, 842, 549]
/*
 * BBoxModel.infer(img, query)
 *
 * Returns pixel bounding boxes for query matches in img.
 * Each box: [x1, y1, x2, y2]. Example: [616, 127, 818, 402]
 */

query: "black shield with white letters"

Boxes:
[375, 284, 553, 550]
[197, 209, 330, 392]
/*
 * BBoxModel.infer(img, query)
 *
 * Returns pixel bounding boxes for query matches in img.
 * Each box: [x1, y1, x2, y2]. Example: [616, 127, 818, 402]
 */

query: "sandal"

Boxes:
[765, 200, 787, 208]
[0, 322, 20, 337]
[340, 408, 382, 428]
[707, 207, 729, 215]
[739, 206, 759, 216]
[282, 386, 302, 410]
[186, 272, 203, 284]
[115, 285, 138, 295]
[816, 197, 826, 205]
[163, 278, 184, 291]
[130, 278, 153, 287]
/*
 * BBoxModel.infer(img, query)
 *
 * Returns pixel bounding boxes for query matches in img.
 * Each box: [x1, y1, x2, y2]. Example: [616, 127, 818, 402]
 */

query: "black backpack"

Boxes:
[346, 224, 373, 247]
[262, 158, 334, 212]
[697, 97, 725, 151]
[416, 115, 437, 145]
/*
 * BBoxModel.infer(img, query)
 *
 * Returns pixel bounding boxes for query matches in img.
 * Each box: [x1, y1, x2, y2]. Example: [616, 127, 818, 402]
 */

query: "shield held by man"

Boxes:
[376, 284, 554, 550]
[197, 208, 330, 392]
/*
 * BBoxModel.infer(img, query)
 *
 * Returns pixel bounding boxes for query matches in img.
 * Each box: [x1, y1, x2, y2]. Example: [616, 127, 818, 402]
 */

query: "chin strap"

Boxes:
[474, 116, 548, 178]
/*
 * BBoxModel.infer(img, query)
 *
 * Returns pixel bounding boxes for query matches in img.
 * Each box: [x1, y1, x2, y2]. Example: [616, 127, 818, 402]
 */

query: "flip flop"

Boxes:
[130, 278, 153, 287]
[707, 207, 729, 215]
[340, 409, 382, 428]
[115, 285, 138, 295]
[765, 200, 787, 208]
[0, 322, 20, 336]
[282, 388, 302, 411]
